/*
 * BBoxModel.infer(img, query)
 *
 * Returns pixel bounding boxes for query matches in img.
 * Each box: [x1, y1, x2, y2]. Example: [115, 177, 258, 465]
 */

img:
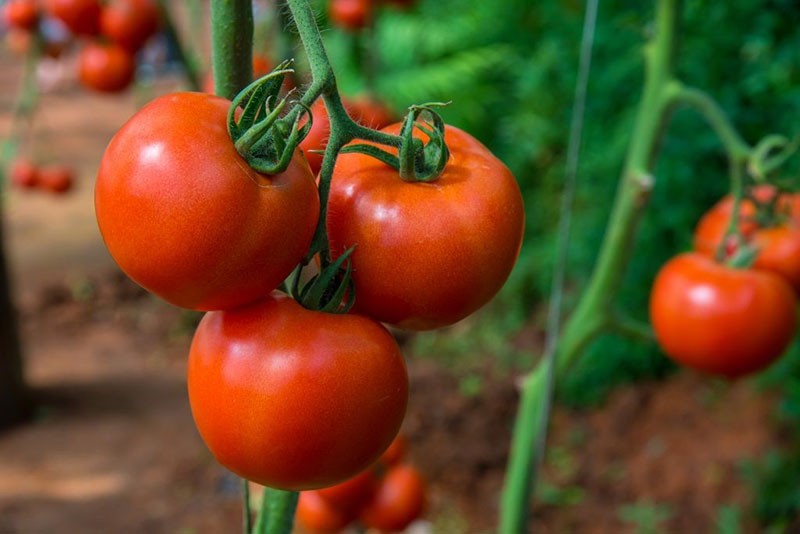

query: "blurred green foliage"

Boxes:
[314, 0, 800, 401]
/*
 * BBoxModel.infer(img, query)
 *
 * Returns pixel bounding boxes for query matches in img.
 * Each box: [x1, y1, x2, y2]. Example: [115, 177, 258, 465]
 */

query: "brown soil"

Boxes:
[0, 42, 786, 534]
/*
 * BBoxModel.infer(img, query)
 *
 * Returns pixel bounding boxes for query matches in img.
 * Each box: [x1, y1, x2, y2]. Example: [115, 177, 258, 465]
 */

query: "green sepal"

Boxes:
[397, 103, 451, 182]
[294, 248, 356, 314]
[339, 144, 400, 168]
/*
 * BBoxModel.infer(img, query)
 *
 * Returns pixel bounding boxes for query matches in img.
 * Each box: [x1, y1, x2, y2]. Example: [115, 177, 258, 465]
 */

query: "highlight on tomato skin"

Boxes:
[649, 252, 797, 379]
[187, 292, 409, 490]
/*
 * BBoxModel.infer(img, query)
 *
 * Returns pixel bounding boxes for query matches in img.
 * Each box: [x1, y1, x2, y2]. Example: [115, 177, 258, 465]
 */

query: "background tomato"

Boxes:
[187, 293, 408, 489]
[359, 465, 426, 531]
[649, 252, 796, 378]
[95, 92, 319, 310]
[297, 490, 355, 532]
[45, 0, 101, 36]
[327, 123, 525, 330]
[379, 434, 407, 467]
[3, 0, 39, 31]
[100, 0, 160, 54]
[751, 226, 800, 293]
[37, 164, 73, 194]
[78, 42, 136, 93]
[317, 468, 379, 516]
[8, 159, 39, 190]
[328, 0, 373, 31]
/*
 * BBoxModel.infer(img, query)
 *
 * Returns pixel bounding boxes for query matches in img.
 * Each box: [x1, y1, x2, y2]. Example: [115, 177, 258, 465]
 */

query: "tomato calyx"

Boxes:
[748, 134, 800, 181]
[341, 103, 451, 182]
[292, 247, 356, 313]
[227, 60, 311, 175]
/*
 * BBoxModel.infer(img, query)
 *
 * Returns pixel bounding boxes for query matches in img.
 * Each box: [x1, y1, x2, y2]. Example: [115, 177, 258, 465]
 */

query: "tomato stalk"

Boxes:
[210, 0, 254, 99]
[253, 488, 299, 534]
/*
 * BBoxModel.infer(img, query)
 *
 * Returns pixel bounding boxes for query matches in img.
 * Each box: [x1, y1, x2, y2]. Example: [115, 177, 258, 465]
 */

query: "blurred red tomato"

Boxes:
[45, 0, 102, 36]
[317, 468, 379, 516]
[100, 0, 160, 53]
[329, 0, 372, 31]
[37, 165, 73, 193]
[297, 490, 354, 532]
[78, 42, 135, 93]
[8, 159, 39, 189]
[3, 0, 39, 31]
[359, 465, 426, 531]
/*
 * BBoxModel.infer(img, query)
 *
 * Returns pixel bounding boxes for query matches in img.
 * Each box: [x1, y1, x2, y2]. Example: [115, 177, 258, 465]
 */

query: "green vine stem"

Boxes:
[155, 0, 202, 91]
[500, 0, 684, 531]
[253, 488, 299, 534]
[211, 0, 254, 99]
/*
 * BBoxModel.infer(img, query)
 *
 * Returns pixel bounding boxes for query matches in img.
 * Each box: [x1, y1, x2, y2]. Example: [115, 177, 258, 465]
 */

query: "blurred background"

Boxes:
[1, 0, 800, 532]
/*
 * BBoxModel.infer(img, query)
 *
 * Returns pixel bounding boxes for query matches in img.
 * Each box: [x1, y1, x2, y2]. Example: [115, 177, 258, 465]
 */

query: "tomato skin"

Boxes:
[95, 93, 319, 311]
[297, 490, 355, 532]
[38, 165, 74, 193]
[187, 293, 408, 490]
[359, 465, 426, 532]
[78, 42, 136, 93]
[317, 468, 379, 516]
[8, 159, 39, 189]
[649, 252, 797, 378]
[379, 434, 407, 467]
[329, 0, 372, 31]
[3, 0, 39, 31]
[100, 0, 160, 54]
[751, 226, 800, 293]
[327, 123, 525, 330]
[45, 0, 101, 36]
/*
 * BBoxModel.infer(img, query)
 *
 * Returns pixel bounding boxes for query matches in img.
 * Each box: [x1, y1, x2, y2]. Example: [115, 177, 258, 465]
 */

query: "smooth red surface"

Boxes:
[45, 0, 101, 35]
[38, 165, 73, 193]
[379, 433, 407, 466]
[650, 252, 796, 378]
[327, 123, 525, 330]
[100, 0, 160, 53]
[9, 159, 38, 189]
[329, 0, 373, 31]
[317, 468, 379, 515]
[95, 92, 319, 310]
[3, 0, 39, 31]
[187, 293, 408, 490]
[297, 490, 355, 532]
[751, 226, 800, 293]
[359, 465, 426, 531]
[78, 42, 135, 93]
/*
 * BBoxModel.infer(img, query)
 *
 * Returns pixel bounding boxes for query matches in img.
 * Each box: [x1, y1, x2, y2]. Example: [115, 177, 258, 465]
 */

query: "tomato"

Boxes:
[45, 0, 101, 36]
[78, 42, 136, 93]
[297, 491, 354, 532]
[100, 0, 160, 54]
[3, 0, 39, 31]
[649, 252, 796, 378]
[379, 434, 407, 467]
[317, 468, 379, 516]
[346, 96, 396, 130]
[95, 92, 319, 311]
[751, 226, 800, 293]
[38, 164, 73, 193]
[359, 465, 425, 532]
[328, 0, 373, 31]
[327, 123, 525, 330]
[187, 293, 408, 490]
[8, 159, 39, 190]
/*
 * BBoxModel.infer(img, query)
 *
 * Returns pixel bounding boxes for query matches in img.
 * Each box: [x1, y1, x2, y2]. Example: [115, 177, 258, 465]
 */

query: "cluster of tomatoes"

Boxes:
[2, 0, 160, 93]
[328, 0, 414, 32]
[650, 185, 800, 378]
[94, 60, 523, 511]
[296, 435, 426, 532]
[6, 158, 73, 194]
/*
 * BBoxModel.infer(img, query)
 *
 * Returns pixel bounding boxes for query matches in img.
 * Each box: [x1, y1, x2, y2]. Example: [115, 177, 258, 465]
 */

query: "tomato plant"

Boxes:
[95, 92, 319, 311]
[45, 0, 102, 36]
[78, 42, 136, 93]
[187, 292, 408, 489]
[649, 252, 796, 378]
[359, 465, 426, 531]
[327, 123, 525, 330]
[3, 0, 39, 31]
[99, 0, 160, 54]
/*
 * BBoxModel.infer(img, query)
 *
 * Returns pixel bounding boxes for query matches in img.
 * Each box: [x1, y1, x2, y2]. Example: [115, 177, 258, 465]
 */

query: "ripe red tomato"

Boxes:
[8, 159, 39, 189]
[187, 292, 409, 489]
[649, 252, 796, 378]
[750, 226, 800, 293]
[38, 164, 74, 193]
[317, 468, 379, 516]
[45, 0, 101, 36]
[346, 96, 396, 130]
[327, 123, 525, 330]
[95, 92, 319, 311]
[297, 490, 355, 532]
[328, 0, 373, 31]
[379, 434, 407, 466]
[78, 42, 136, 93]
[3, 0, 39, 31]
[100, 0, 160, 54]
[359, 465, 426, 531]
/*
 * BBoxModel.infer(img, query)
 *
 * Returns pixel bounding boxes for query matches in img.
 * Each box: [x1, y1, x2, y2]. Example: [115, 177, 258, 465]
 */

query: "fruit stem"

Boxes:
[210, 0, 254, 99]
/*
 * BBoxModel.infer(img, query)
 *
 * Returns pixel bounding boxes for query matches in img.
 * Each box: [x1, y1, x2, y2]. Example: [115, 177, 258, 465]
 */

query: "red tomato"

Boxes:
[327, 123, 525, 330]
[379, 434, 407, 467]
[649, 252, 796, 378]
[45, 0, 101, 36]
[187, 293, 409, 489]
[329, 0, 373, 31]
[317, 468, 379, 516]
[78, 42, 136, 93]
[8, 159, 39, 189]
[37, 164, 73, 193]
[359, 465, 426, 532]
[100, 0, 160, 53]
[751, 226, 800, 293]
[95, 92, 319, 311]
[3, 0, 39, 31]
[346, 96, 396, 130]
[297, 490, 355, 532]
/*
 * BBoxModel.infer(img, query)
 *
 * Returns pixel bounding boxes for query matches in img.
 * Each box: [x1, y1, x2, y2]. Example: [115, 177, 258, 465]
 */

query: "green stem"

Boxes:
[499, 0, 682, 531]
[211, 0, 254, 99]
[253, 489, 298, 534]
[243, 479, 252, 534]
[155, 0, 202, 91]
